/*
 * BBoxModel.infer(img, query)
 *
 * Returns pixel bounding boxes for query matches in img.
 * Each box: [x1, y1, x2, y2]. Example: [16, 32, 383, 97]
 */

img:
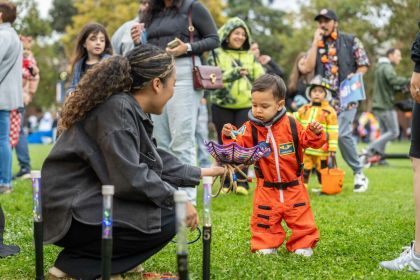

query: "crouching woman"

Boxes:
[41, 44, 224, 279]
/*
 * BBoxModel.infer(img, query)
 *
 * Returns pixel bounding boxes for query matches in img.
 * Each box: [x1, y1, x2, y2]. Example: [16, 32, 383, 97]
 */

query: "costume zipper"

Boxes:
[266, 126, 283, 203]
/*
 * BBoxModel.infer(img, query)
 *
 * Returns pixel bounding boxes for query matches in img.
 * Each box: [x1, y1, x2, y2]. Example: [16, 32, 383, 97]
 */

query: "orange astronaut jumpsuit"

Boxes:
[223, 111, 326, 252]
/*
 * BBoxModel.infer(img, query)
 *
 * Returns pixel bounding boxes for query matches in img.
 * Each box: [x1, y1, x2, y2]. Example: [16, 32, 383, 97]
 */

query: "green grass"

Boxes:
[0, 141, 417, 279]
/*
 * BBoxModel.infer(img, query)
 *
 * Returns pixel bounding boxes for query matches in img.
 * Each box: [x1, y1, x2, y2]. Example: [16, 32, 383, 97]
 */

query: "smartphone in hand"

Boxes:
[167, 38, 181, 49]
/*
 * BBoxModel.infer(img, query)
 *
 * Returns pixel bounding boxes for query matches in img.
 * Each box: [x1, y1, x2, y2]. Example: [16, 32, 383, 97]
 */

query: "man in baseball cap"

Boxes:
[299, 7, 371, 193]
[314, 9, 338, 21]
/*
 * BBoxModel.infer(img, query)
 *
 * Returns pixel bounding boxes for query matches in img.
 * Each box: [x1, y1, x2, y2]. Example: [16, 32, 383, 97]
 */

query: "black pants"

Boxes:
[211, 105, 250, 188]
[54, 209, 175, 280]
[410, 103, 420, 159]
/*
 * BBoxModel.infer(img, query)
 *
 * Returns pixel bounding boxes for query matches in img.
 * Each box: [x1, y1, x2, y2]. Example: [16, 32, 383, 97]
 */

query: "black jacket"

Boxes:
[145, 0, 219, 55]
[412, 23, 420, 73]
[41, 93, 201, 244]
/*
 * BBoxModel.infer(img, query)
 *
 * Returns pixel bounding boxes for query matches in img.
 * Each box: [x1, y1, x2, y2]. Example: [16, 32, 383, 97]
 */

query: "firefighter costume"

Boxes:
[222, 107, 326, 252]
[295, 76, 338, 185]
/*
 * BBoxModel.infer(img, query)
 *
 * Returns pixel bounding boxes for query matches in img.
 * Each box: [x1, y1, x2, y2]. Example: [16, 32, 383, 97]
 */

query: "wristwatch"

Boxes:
[185, 43, 192, 53]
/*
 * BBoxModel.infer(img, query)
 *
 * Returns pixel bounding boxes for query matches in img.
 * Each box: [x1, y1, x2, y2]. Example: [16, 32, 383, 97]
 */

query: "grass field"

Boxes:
[0, 141, 417, 279]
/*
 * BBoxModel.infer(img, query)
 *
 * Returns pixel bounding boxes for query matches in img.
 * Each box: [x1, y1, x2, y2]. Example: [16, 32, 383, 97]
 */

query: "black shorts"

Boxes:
[410, 102, 420, 159]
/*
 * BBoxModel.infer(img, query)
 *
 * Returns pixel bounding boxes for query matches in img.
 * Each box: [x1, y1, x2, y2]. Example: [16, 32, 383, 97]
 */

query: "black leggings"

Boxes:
[211, 105, 250, 187]
[410, 103, 420, 159]
[54, 209, 175, 279]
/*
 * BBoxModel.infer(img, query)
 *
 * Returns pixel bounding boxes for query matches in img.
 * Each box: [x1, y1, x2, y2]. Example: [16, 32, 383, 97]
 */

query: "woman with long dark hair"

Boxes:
[43, 45, 224, 279]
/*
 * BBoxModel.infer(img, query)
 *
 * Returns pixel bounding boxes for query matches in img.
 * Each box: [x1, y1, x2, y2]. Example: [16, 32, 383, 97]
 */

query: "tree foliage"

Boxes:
[200, 0, 226, 27]
[13, 0, 51, 37]
[224, 0, 291, 64]
[49, 0, 77, 33]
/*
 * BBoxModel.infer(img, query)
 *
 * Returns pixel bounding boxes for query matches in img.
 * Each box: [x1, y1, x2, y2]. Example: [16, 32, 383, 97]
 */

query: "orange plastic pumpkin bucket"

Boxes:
[320, 167, 345, 195]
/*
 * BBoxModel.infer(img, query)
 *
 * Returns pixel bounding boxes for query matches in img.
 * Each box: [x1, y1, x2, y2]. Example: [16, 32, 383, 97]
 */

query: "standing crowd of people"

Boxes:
[0, 0, 419, 278]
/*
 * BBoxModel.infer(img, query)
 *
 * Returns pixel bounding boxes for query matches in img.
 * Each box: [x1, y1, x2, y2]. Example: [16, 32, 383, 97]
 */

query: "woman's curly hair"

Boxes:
[59, 44, 175, 133]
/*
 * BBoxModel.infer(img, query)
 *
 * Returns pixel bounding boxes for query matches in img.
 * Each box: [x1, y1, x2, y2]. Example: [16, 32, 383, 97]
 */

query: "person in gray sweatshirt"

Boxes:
[0, 0, 21, 258]
[0, 1, 23, 193]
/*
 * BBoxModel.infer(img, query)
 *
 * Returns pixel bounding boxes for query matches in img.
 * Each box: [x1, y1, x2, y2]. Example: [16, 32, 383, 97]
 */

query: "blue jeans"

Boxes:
[152, 57, 201, 204]
[338, 108, 363, 174]
[0, 110, 12, 187]
[195, 103, 212, 168]
[15, 107, 30, 171]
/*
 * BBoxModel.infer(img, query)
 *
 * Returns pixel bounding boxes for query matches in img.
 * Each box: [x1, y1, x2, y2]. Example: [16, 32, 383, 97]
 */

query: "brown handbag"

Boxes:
[188, 4, 223, 90]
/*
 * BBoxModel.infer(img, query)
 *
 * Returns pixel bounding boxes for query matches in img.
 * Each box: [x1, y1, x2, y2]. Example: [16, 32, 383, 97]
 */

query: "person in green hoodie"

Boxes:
[208, 17, 265, 195]
[362, 48, 410, 165]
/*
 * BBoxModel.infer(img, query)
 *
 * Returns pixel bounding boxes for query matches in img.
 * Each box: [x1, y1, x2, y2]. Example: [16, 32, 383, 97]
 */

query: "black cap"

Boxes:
[314, 9, 338, 21]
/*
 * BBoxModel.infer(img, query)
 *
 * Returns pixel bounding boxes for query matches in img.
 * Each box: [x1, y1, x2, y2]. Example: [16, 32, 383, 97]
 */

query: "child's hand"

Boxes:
[222, 123, 235, 137]
[308, 121, 323, 135]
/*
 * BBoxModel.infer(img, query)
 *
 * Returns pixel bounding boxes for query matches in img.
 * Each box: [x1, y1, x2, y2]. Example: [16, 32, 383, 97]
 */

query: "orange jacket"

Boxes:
[222, 111, 326, 183]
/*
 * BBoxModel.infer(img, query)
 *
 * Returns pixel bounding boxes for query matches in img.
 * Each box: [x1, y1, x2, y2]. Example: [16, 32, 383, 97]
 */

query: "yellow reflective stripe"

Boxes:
[305, 148, 328, 156]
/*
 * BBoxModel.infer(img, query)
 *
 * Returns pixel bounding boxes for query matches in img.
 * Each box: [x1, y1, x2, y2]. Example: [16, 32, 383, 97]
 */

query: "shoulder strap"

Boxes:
[251, 124, 258, 146]
[288, 115, 304, 176]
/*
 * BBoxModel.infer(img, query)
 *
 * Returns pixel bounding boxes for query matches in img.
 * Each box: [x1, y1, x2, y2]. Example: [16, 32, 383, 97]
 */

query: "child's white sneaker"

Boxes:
[380, 242, 420, 272]
[256, 248, 277, 255]
[294, 248, 313, 257]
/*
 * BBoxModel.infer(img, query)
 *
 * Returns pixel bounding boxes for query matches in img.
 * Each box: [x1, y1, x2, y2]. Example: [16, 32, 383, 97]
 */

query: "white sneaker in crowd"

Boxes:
[256, 248, 277, 255]
[380, 242, 420, 272]
[294, 248, 313, 257]
[354, 172, 368, 193]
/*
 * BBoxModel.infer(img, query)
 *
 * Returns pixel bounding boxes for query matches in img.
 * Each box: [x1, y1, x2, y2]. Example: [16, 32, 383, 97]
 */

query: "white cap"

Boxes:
[174, 190, 188, 203]
[102, 185, 114, 196]
[203, 176, 213, 185]
[30, 170, 41, 178]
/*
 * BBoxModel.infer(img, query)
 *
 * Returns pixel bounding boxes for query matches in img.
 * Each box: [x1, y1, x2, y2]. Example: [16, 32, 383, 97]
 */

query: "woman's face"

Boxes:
[83, 31, 106, 57]
[227, 27, 247, 50]
[153, 69, 176, 114]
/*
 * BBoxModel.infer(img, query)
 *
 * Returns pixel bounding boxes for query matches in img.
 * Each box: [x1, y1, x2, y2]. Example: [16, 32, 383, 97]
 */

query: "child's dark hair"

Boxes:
[0, 1, 17, 24]
[71, 22, 113, 74]
[252, 74, 287, 100]
[59, 44, 175, 133]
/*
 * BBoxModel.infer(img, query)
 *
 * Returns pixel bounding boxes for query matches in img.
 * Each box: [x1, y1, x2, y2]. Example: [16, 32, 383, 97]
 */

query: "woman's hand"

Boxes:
[185, 201, 199, 230]
[165, 38, 188, 57]
[308, 121, 324, 135]
[410, 72, 420, 103]
[130, 23, 145, 45]
[201, 166, 225, 177]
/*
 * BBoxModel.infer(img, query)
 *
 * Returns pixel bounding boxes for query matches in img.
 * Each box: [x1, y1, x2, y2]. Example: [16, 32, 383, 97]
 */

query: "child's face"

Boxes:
[83, 32, 106, 57]
[251, 90, 285, 122]
[310, 86, 326, 102]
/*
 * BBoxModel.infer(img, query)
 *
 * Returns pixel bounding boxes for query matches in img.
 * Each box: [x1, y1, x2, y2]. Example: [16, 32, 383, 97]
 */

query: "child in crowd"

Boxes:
[222, 74, 326, 256]
[66, 22, 113, 95]
[294, 75, 338, 188]
[20, 35, 39, 105]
